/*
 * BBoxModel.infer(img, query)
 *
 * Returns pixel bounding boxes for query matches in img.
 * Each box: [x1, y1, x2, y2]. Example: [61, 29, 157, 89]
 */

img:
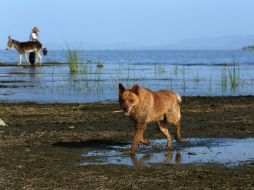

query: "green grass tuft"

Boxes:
[66, 48, 80, 73]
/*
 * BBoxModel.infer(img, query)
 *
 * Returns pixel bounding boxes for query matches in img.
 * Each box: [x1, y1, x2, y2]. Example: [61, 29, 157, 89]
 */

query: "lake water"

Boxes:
[0, 50, 254, 103]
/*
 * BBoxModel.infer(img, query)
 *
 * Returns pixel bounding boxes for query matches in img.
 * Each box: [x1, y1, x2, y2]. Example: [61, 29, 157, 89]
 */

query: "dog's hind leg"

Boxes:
[157, 120, 173, 149]
[174, 121, 181, 143]
[166, 105, 181, 143]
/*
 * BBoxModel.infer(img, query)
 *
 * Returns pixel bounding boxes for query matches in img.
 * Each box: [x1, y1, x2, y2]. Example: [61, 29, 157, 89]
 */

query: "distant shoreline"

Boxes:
[242, 45, 254, 51]
[0, 48, 245, 52]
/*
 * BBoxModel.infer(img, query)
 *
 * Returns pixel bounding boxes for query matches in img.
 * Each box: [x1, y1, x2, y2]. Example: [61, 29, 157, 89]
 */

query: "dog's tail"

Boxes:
[175, 92, 182, 103]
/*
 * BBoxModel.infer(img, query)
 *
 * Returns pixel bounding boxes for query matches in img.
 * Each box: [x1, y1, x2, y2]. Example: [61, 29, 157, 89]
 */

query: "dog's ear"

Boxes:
[119, 83, 125, 94]
[131, 84, 139, 95]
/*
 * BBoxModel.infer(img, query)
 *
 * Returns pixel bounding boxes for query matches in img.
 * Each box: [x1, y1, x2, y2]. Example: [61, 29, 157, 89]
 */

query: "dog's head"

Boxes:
[119, 83, 140, 117]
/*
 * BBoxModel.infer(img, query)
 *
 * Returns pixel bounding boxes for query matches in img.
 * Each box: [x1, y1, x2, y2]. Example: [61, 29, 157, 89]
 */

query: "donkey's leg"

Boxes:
[18, 54, 22, 65]
[36, 52, 42, 65]
[24, 53, 31, 65]
[33, 52, 38, 65]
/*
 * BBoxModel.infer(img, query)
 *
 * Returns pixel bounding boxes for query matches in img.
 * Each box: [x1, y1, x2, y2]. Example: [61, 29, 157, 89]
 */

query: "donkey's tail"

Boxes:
[42, 47, 48, 56]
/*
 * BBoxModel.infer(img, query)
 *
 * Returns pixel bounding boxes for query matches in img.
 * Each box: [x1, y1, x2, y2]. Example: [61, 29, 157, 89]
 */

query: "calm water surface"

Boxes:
[0, 50, 254, 103]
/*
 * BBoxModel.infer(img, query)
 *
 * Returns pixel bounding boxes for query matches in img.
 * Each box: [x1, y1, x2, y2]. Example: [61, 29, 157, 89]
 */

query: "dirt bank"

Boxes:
[0, 96, 254, 189]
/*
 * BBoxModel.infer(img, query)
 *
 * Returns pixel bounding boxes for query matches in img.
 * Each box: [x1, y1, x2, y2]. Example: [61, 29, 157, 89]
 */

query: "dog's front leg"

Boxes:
[141, 133, 150, 145]
[130, 122, 146, 154]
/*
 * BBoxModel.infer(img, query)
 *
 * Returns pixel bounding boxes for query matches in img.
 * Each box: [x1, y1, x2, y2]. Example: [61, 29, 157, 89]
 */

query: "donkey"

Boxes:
[6, 36, 43, 65]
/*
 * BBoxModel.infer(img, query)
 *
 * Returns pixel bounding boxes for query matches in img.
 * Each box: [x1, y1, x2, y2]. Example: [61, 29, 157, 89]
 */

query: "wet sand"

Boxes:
[1, 96, 254, 189]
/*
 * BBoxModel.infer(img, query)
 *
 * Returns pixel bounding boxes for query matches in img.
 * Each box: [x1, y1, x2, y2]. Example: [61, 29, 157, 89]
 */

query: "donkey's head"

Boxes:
[6, 36, 13, 50]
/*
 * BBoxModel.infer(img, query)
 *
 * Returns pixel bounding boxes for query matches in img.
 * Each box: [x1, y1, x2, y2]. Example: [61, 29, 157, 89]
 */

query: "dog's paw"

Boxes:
[129, 148, 137, 155]
[166, 144, 173, 150]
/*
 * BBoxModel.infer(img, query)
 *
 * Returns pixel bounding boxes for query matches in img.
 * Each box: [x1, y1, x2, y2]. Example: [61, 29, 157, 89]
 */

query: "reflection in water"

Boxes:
[130, 150, 182, 168]
[80, 138, 254, 168]
[28, 66, 41, 84]
[28, 66, 37, 78]
[165, 150, 182, 165]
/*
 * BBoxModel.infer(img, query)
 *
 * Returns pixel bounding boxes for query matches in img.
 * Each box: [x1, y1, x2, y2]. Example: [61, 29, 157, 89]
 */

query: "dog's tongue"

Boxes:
[124, 112, 130, 116]
[124, 109, 131, 116]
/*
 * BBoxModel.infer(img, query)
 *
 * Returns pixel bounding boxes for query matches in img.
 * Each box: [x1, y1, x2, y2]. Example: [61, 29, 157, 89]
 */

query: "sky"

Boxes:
[1, 0, 254, 50]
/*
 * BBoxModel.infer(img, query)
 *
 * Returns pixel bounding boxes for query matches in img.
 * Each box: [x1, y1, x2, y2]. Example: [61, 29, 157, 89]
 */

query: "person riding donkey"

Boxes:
[29, 27, 47, 65]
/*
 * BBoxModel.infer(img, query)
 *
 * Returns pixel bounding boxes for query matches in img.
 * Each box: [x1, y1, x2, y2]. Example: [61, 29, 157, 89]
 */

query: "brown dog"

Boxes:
[119, 83, 182, 153]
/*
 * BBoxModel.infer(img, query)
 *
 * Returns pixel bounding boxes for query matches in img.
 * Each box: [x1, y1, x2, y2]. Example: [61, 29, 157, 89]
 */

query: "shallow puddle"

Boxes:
[80, 138, 254, 167]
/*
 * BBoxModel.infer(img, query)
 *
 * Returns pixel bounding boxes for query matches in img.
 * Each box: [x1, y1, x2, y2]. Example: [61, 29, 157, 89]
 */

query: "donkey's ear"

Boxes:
[8, 35, 11, 39]
[119, 83, 126, 94]
[131, 84, 139, 95]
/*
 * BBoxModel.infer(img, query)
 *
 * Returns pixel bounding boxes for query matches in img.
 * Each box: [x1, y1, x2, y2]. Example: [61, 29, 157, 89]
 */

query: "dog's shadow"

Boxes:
[53, 140, 130, 149]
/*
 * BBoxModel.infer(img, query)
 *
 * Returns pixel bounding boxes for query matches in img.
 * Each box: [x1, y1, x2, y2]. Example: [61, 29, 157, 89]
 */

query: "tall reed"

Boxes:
[228, 65, 239, 90]
[154, 63, 165, 75]
[66, 48, 80, 73]
[221, 65, 227, 91]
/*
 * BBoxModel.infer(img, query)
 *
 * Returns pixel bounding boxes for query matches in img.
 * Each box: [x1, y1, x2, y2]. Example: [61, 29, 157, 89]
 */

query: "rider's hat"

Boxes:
[32, 26, 40, 33]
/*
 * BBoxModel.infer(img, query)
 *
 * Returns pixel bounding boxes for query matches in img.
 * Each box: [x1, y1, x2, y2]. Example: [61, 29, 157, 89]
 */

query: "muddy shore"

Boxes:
[1, 96, 254, 189]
